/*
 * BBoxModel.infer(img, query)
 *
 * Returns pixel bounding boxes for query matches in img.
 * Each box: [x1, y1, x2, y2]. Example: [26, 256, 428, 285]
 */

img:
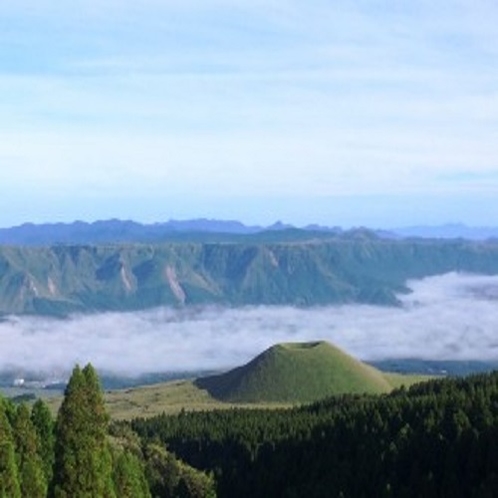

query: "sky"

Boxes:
[1, 273, 498, 378]
[1, 1, 498, 228]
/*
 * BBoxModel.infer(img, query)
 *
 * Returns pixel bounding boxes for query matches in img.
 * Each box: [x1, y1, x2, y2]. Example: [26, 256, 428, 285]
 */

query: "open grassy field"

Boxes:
[45, 372, 433, 421]
[103, 371, 433, 420]
[43, 378, 293, 420]
[382, 372, 439, 389]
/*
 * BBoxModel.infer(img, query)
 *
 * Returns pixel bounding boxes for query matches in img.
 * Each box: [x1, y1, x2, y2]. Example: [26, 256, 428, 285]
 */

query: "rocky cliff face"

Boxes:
[1, 238, 498, 315]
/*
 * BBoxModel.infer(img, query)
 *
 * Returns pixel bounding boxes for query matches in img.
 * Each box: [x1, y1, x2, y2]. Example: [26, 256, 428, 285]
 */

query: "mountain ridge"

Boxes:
[0, 219, 319, 246]
[2, 218, 498, 246]
[1, 235, 498, 315]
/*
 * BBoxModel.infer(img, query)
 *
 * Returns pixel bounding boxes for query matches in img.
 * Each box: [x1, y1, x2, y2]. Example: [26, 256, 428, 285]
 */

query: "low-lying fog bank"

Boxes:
[1, 272, 498, 382]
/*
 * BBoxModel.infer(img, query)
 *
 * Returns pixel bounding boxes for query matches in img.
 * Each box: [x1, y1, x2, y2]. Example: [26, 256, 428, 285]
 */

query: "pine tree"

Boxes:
[31, 399, 55, 485]
[81, 363, 115, 497]
[52, 364, 116, 498]
[0, 400, 21, 498]
[12, 404, 47, 498]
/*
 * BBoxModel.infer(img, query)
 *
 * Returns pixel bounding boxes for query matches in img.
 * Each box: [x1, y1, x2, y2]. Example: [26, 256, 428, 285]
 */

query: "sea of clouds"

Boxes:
[1, 272, 498, 377]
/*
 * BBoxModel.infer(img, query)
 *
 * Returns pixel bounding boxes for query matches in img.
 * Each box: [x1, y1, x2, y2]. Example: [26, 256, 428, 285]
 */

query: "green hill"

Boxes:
[195, 341, 392, 403]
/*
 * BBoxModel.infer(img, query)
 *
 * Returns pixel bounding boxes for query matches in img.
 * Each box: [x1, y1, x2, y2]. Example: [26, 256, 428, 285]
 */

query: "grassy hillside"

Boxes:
[195, 341, 393, 403]
[1, 235, 498, 315]
[38, 370, 432, 420]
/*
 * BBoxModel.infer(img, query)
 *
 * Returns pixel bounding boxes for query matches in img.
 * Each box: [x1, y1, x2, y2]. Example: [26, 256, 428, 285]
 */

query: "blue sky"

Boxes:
[0, 1, 497, 228]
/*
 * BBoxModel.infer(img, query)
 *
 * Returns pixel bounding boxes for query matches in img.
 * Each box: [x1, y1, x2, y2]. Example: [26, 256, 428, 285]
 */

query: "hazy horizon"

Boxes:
[0, 215, 496, 232]
[2, 272, 498, 379]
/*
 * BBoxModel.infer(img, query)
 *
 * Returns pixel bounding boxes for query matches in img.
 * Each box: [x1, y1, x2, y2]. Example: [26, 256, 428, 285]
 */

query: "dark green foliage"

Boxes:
[2, 237, 498, 314]
[1, 369, 176, 498]
[52, 364, 115, 498]
[10, 393, 36, 403]
[143, 444, 182, 497]
[31, 399, 55, 485]
[196, 341, 391, 403]
[113, 451, 151, 498]
[12, 404, 47, 498]
[109, 420, 213, 498]
[142, 443, 216, 498]
[0, 399, 21, 498]
[175, 460, 216, 498]
[133, 372, 498, 497]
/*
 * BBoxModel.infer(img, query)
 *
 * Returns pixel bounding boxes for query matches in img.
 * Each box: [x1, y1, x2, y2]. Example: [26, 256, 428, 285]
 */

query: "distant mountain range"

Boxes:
[391, 223, 498, 240]
[0, 219, 340, 246]
[1, 218, 497, 246]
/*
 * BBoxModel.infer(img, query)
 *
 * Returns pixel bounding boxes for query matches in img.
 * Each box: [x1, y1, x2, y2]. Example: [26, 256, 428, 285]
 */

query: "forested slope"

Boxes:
[1, 234, 498, 315]
[132, 372, 498, 497]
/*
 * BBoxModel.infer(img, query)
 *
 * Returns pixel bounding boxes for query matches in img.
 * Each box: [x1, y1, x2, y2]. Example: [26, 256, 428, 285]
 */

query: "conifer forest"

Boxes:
[3, 365, 498, 497]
